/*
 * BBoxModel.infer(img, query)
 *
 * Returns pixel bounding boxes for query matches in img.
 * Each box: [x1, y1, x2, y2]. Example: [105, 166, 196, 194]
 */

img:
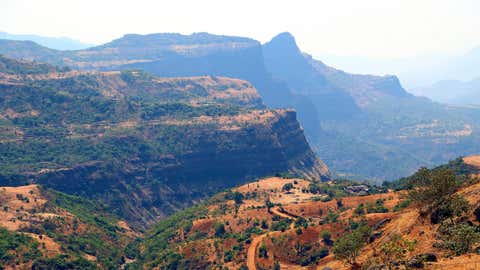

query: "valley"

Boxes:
[2, 2, 480, 270]
[126, 156, 480, 269]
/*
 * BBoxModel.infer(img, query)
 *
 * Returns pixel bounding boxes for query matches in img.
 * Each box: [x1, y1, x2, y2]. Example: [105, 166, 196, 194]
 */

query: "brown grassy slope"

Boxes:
[0, 185, 137, 266]
[165, 165, 480, 270]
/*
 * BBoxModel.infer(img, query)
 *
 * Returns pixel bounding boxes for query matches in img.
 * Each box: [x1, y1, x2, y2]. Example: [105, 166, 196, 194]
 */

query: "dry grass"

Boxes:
[464, 155, 480, 169]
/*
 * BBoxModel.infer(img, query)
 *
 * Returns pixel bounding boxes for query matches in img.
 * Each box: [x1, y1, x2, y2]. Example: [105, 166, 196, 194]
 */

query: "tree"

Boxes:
[354, 204, 365, 216]
[408, 168, 459, 210]
[336, 199, 343, 208]
[233, 191, 244, 205]
[282, 183, 294, 192]
[408, 167, 468, 223]
[430, 194, 470, 224]
[378, 234, 416, 270]
[333, 225, 371, 266]
[258, 244, 268, 258]
[321, 230, 332, 245]
[265, 199, 274, 212]
[438, 223, 480, 255]
[261, 219, 268, 229]
[273, 260, 281, 270]
[214, 223, 226, 237]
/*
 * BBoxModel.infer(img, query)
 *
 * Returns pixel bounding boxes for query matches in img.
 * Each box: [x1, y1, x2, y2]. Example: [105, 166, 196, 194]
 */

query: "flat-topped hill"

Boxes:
[0, 56, 329, 229]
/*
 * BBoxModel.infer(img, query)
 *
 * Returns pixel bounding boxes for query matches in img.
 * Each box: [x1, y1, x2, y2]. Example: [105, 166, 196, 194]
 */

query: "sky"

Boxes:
[2, 0, 480, 59]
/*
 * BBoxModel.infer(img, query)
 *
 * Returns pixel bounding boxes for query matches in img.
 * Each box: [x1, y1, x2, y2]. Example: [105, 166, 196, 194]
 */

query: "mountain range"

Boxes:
[0, 55, 328, 229]
[414, 77, 480, 106]
[1, 32, 480, 181]
[0, 31, 93, 50]
[1, 31, 480, 269]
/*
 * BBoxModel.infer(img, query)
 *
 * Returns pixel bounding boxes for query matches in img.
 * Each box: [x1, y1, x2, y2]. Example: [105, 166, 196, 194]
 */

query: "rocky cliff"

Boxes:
[35, 109, 328, 228]
[0, 56, 329, 228]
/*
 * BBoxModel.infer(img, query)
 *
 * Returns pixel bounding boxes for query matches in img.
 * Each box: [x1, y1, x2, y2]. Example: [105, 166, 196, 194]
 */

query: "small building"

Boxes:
[344, 185, 369, 195]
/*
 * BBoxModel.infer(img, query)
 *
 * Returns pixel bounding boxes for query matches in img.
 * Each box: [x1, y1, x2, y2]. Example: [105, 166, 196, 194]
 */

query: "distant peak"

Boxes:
[265, 32, 301, 54]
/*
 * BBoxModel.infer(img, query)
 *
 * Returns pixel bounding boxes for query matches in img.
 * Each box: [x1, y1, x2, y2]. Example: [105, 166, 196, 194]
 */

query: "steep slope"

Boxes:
[131, 156, 480, 270]
[263, 32, 480, 181]
[0, 56, 329, 229]
[5, 32, 479, 180]
[263, 32, 360, 121]
[0, 184, 136, 269]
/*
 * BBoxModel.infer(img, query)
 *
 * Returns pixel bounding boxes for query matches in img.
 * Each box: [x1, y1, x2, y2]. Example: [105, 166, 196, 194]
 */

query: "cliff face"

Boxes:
[0, 57, 329, 228]
[34, 109, 328, 228]
[0, 34, 323, 139]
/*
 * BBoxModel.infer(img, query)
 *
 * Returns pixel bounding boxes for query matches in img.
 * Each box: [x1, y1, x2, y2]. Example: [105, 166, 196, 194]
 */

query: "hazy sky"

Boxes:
[2, 0, 480, 59]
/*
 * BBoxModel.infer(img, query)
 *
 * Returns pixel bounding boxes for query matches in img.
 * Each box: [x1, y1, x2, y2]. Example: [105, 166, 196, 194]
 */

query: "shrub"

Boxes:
[474, 206, 480, 222]
[378, 234, 416, 269]
[393, 199, 411, 212]
[437, 223, 480, 255]
[430, 195, 470, 224]
[214, 223, 226, 237]
[282, 183, 294, 192]
[321, 230, 332, 242]
[354, 204, 365, 216]
[223, 250, 233, 262]
[333, 225, 371, 266]
[258, 244, 268, 258]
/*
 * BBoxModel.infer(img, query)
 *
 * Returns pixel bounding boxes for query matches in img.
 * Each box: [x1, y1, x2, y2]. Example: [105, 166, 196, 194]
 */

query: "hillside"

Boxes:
[0, 184, 135, 269]
[129, 156, 480, 269]
[0, 31, 93, 50]
[262, 32, 480, 181]
[0, 34, 323, 140]
[0, 56, 329, 229]
[2, 33, 480, 180]
[414, 78, 480, 106]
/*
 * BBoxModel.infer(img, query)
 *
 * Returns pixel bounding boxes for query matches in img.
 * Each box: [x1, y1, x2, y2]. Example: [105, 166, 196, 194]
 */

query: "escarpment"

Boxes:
[34, 109, 329, 228]
[0, 56, 329, 228]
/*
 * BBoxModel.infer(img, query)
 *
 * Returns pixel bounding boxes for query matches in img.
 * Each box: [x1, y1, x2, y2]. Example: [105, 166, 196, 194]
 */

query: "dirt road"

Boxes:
[246, 206, 297, 270]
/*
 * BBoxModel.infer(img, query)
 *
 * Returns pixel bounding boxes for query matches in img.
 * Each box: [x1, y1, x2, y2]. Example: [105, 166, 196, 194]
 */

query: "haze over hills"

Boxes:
[0, 31, 93, 50]
[321, 45, 480, 105]
[263, 33, 480, 180]
[1, 32, 480, 180]
[2, 1, 480, 269]
[414, 78, 480, 106]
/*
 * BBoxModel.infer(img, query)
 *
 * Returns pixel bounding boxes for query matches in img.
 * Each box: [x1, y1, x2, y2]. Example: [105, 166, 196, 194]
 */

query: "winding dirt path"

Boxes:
[246, 206, 297, 270]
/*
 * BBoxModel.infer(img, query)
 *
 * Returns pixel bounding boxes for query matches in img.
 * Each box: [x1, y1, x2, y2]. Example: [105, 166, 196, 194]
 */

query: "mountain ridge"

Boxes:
[0, 55, 329, 228]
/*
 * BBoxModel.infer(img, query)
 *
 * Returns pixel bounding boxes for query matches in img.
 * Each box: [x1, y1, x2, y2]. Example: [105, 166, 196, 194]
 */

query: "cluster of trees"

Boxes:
[407, 167, 480, 253]
[333, 165, 480, 268]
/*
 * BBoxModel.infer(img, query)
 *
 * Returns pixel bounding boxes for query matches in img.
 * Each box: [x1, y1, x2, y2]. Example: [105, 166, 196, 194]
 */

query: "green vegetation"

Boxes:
[282, 183, 293, 192]
[437, 223, 480, 255]
[407, 167, 466, 223]
[378, 234, 416, 270]
[404, 165, 480, 256]
[14, 189, 132, 269]
[321, 230, 332, 244]
[270, 218, 292, 232]
[130, 204, 208, 269]
[366, 199, 388, 213]
[0, 228, 42, 268]
[393, 199, 411, 212]
[333, 225, 371, 266]
[0, 55, 69, 75]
